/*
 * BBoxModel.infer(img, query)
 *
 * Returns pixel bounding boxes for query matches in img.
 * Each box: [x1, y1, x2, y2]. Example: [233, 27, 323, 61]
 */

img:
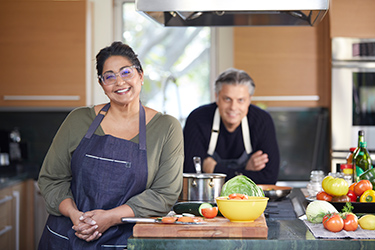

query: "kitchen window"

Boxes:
[114, 0, 212, 125]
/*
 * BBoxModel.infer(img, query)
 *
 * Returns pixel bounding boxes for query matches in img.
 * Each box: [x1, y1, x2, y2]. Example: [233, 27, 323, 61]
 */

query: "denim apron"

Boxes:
[39, 102, 148, 250]
[207, 107, 252, 171]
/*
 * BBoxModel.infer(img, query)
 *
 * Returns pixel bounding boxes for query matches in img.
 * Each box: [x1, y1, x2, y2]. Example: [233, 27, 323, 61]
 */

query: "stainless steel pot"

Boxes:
[179, 173, 227, 202]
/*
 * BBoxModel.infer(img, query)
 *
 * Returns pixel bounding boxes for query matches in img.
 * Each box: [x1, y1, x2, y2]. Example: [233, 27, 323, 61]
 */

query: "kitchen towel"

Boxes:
[302, 218, 375, 239]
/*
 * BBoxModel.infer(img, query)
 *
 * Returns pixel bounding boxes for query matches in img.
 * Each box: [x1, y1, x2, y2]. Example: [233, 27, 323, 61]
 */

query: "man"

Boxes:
[183, 68, 280, 184]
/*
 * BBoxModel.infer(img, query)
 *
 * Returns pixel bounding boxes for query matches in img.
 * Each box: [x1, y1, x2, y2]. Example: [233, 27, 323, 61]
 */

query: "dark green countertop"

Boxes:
[127, 219, 375, 250]
[0, 163, 39, 189]
[127, 189, 375, 250]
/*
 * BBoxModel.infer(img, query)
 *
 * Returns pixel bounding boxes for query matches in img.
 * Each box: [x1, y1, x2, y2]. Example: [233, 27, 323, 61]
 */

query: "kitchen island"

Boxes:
[127, 189, 375, 250]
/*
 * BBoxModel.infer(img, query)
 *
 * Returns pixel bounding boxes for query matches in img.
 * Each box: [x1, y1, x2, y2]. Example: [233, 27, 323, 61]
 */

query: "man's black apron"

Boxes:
[39, 102, 148, 249]
[207, 107, 252, 170]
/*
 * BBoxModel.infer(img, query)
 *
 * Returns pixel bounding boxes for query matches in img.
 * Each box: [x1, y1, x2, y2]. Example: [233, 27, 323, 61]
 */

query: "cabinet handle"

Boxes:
[13, 191, 20, 250]
[3, 95, 80, 101]
[0, 195, 12, 204]
[251, 95, 320, 101]
[0, 225, 12, 236]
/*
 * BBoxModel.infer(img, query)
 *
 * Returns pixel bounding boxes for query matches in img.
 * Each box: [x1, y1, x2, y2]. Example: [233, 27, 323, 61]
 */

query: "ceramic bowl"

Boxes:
[216, 196, 269, 222]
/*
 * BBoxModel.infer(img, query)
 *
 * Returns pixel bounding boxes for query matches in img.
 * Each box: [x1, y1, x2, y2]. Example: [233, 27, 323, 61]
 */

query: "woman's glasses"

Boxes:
[100, 65, 139, 85]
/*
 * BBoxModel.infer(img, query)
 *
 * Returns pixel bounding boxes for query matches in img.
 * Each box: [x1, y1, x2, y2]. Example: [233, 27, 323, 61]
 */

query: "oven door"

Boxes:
[331, 61, 375, 171]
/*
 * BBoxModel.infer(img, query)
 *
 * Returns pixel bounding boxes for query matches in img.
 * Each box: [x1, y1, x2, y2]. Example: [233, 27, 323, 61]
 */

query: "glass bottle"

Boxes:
[352, 130, 365, 181]
[352, 130, 365, 161]
[353, 141, 373, 182]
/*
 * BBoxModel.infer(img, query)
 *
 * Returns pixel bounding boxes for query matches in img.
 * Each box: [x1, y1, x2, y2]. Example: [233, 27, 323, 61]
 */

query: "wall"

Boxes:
[88, 0, 113, 105]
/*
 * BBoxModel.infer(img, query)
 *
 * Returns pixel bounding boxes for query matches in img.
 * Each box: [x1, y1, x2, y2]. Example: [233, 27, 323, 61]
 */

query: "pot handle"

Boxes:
[209, 178, 214, 187]
[191, 180, 197, 187]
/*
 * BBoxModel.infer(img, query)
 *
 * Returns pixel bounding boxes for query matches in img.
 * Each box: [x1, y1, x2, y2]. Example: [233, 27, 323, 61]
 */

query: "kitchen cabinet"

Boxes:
[233, 16, 331, 108]
[0, 185, 14, 250]
[330, 0, 375, 38]
[0, 0, 87, 107]
[0, 179, 34, 250]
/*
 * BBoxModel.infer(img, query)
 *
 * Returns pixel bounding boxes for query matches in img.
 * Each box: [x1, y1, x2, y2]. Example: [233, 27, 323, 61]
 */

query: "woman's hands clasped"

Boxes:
[72, 209, 113, 242]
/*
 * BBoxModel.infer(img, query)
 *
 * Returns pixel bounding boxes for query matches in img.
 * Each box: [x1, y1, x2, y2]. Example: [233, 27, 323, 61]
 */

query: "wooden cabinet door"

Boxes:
[233, 16, 331, 108]
[0, 185, 15, 250]
[330, 0, 375, 38]
[0, 0, 86, 107]
[12, 179, 35, 250]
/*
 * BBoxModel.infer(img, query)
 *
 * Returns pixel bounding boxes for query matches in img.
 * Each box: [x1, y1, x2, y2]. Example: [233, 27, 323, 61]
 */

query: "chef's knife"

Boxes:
[121, 217, 205, 225]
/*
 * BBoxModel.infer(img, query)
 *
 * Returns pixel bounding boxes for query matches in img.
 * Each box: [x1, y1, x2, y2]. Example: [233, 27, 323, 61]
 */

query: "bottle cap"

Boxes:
[359, 130, 364, 136]
[349, 147, 356, 152]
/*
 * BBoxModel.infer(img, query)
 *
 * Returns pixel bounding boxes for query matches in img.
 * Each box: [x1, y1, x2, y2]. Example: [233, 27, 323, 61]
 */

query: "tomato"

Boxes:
[346, 190, 358, 202]
[228, 193, 249, 200]
[349, 183, 356, 192]
[354, 180, 373, 197]
[161, 217, 177, 223]
[341, 213, 358, 231]
[201, 207, 218, 219]
[322, 176, 349, 196]
[177, 216, 194, 223]
[316, 191, 333, 201]
[331, 195, 350, 203]
[323, 213, 344, 232]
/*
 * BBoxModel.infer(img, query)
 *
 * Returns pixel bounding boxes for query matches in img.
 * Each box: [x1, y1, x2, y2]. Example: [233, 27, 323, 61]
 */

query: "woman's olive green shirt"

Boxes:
[38, 106, 184, 217]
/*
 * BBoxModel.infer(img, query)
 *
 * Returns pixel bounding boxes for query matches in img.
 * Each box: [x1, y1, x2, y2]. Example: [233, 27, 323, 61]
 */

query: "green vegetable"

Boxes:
[220, 175, 264, 197]
[359, 168, 375, 190]
[341, 202, 354, 213]
[306, 200, 338, 223]
[173, 201, 216, 216]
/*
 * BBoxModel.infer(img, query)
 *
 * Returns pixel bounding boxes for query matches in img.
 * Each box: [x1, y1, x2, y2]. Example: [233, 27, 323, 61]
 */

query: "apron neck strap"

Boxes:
[207, 107, 252, 155]
[138, 102, 146, 151]
[85, 103, 110, 139]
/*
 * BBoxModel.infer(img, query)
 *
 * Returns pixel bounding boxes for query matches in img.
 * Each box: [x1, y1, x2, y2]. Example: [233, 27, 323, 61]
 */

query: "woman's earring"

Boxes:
[142, 81, 144, 85]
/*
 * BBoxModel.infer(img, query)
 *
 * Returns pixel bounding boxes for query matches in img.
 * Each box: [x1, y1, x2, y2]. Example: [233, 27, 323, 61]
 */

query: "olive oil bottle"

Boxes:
[353, 141, 373, 182]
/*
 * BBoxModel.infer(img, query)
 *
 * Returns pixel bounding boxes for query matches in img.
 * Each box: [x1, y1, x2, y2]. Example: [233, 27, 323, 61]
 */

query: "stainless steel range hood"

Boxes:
[135, 0, 329, 27]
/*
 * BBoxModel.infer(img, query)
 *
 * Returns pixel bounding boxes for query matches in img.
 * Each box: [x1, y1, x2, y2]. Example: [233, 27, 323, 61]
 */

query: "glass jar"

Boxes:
[306, 170, 325, 197]
[340, 163, 353, 186]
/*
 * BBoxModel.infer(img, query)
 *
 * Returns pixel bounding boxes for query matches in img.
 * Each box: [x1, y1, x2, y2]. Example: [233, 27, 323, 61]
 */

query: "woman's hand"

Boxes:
[245, 150, 269, 171]
[79, 210, 115, 235]
[72, 213, 102, 242]
[59, 198, 102, 242]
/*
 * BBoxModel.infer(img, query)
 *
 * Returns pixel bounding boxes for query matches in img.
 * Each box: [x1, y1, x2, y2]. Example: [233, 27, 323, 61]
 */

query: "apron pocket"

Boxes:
[82, 154, 136, 198]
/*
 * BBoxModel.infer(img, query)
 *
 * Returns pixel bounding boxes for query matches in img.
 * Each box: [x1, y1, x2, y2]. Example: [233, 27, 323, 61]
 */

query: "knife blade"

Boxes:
[121, 217, 206, 225]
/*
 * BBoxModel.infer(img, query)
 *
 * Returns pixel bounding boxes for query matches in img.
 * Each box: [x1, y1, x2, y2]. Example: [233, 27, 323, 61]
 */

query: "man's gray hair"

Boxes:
[214, 68, 255, 95]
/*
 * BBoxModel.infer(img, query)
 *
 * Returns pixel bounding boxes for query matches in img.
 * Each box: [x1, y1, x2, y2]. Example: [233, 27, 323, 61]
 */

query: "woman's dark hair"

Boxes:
[96, 41, 143, 82]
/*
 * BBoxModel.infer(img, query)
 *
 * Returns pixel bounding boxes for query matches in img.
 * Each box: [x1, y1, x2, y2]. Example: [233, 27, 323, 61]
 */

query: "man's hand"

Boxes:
[203, 156, 217, 173]
[245, 150, 269, 171]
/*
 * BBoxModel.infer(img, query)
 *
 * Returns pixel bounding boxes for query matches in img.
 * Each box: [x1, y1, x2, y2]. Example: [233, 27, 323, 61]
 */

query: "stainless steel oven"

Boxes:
[331, 37, 375, 171]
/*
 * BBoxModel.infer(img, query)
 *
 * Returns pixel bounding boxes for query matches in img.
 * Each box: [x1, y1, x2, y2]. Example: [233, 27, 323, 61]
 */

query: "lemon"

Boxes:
[359, 214, 375, 230]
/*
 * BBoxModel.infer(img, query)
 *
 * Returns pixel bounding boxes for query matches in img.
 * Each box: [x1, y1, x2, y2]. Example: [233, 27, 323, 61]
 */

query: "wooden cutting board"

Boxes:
[133, 214, 268, 238]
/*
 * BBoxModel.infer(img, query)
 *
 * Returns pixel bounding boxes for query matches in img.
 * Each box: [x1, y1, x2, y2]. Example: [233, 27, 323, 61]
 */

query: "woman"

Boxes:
[38, 42, 184, 249]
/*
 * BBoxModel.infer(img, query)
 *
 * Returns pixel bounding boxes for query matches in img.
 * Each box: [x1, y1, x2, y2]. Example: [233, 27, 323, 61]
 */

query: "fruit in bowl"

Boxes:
[216, 195, 269, 222]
